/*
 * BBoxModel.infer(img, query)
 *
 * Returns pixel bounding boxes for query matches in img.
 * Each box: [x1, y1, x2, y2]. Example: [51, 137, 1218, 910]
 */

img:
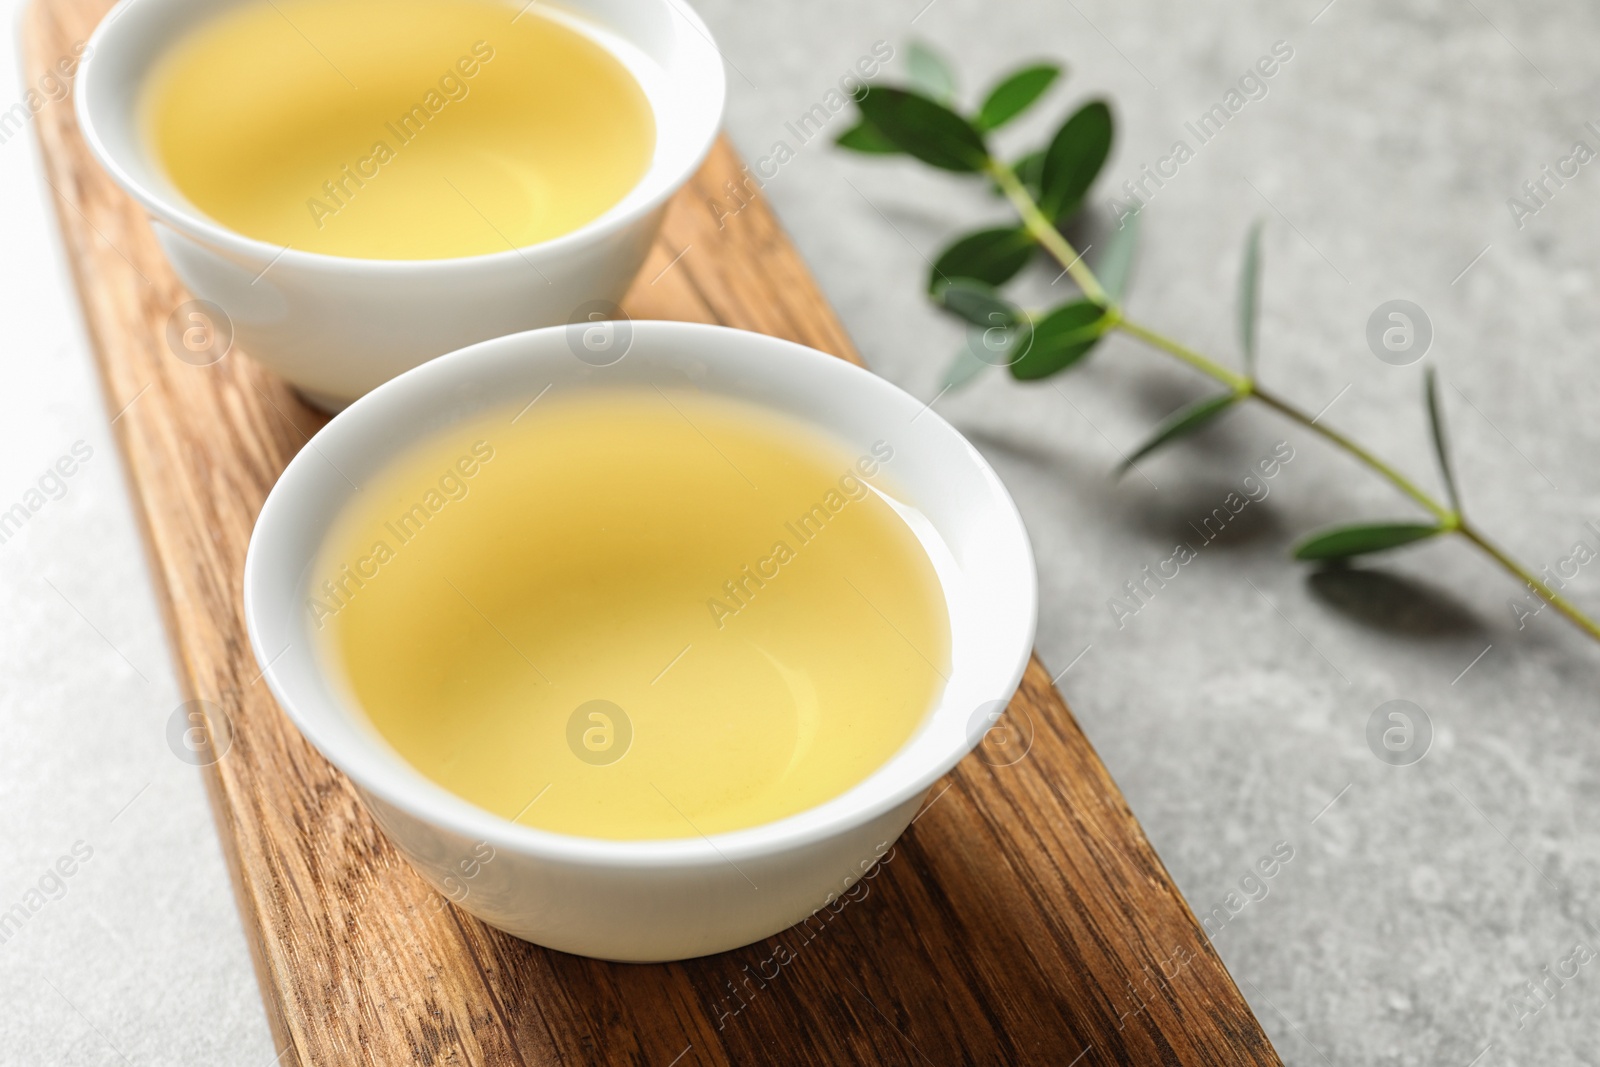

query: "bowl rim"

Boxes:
[73, 0, 727, 273]
[244, 321, 1039, 868]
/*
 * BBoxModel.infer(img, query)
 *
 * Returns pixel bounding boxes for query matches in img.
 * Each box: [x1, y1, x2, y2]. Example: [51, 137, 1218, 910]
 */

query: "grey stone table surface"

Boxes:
[2, 0, 1597, 1063]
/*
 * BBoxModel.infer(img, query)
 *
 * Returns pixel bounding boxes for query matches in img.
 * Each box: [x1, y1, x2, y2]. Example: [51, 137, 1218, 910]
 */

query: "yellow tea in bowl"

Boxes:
[141, 0, 656, 259]
[312, 390, 951, 840]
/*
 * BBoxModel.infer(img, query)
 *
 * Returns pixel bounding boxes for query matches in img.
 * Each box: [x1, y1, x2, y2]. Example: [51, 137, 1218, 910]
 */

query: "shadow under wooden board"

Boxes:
[27, 0, 1283, 1061]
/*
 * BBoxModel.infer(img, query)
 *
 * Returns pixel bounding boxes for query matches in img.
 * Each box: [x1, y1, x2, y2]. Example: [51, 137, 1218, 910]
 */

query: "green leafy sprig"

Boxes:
[837, 46, 1600, 646]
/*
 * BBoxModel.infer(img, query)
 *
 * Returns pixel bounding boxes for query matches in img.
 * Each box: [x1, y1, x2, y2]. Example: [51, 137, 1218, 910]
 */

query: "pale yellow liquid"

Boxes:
[313, 390, 951, 839]
[142, 0, 655, 259]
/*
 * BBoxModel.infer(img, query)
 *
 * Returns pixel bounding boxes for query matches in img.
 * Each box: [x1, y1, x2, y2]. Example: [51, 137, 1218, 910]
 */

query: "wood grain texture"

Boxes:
[26, 0, 1282, 1061]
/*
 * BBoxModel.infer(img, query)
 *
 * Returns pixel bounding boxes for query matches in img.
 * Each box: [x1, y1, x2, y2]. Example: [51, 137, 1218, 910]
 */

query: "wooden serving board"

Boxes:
[28, 0, 1282, 1061]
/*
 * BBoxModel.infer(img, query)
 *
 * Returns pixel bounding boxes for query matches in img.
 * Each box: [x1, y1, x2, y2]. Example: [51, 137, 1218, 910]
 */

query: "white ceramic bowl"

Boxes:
[244, 321, 1038, 961]
[75, 0, 725, 409]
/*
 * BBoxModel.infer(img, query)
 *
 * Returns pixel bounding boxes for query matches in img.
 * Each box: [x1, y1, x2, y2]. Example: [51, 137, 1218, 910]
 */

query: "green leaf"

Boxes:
[906, 40, 958, 103]
[1119, 392, 1239, 471]
[941, 341, 993, 391]
[1096, 206, 1140, 303]
[1039, 100, 1113, 219]
[965, 321, 1036, 372]
[1238, 219, 1263, 374]
[835, 120, 902, 155]
[1293, 522, 1447, 561]
[933, 279, 1019, 328]
[855, 87, 989, 173]
[929, 227, 1035, 291]
[976, 63, 1061, 131]
[1425, 366, 1460, 513]
[1009, 301, 1108, 380]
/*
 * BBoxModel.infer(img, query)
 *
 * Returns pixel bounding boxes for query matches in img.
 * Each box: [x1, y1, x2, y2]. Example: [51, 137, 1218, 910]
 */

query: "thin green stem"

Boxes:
[986, 160, 1107, 305]
[1116, 314, 1446, 521]
[1247, 390, 1454, 525]
[982, 153, 1600, 645]
[1460, 523, 1600, 643]
[1116, 319, 1253, 396]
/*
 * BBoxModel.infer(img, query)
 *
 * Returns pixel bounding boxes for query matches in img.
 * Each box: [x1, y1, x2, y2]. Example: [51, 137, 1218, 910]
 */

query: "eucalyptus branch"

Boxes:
[994, 160, 1599, 638]
[994, 154, 1445, 520]
[837, 48, 1600, 647]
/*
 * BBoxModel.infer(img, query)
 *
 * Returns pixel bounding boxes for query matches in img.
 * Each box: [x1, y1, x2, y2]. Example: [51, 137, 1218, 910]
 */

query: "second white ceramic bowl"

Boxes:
[244, 321, 1038, 961]
[76, 0, 725, 409]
